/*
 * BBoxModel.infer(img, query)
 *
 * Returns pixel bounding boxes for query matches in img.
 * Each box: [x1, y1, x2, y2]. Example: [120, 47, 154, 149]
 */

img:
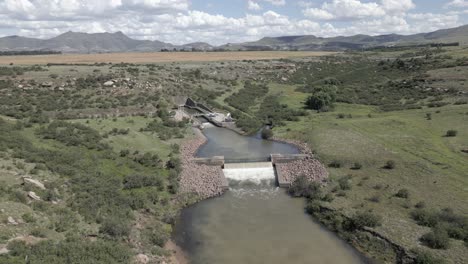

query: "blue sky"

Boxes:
[0, 0, 467, 45]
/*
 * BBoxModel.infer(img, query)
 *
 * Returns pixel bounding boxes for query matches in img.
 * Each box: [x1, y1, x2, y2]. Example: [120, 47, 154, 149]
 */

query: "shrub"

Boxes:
[260, 128, 273, 140]
[338, 176, 352, 190]
[395, 188, 410, 198]
[351, 162, 362, 170]
[445, 130, 457, 137]
[420, 228, 450, 249]
[328, 160, 341, 168]
[321, 193, 334, 202]
[21, 213, 35, 223]
[100, 217, 131, 238]
[288, 175, 322, 199]
[384, 160, 396, 169]
[305, 200, 322, 214]
[123, 174, 162, 189]
[415, 201, 426, 209]
[345, 211, 382, 231]
[369, 195, 381, 203]
[412, 249, 446, 264]
[411, 209, 439, 227]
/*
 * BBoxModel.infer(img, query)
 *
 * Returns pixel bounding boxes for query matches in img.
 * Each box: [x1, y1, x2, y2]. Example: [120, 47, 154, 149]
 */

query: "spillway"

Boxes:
[222, 162, 275, 184]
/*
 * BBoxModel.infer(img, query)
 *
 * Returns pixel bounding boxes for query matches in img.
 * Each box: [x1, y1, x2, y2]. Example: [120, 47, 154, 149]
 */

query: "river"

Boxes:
[172, 125, 366, 264]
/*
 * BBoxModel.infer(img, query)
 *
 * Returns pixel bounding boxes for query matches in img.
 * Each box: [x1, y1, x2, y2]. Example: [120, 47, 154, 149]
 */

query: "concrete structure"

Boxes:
[194, 154, 308, 188]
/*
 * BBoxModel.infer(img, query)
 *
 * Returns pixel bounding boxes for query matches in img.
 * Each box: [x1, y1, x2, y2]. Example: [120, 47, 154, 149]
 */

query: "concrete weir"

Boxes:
[194, 154, 309, 188]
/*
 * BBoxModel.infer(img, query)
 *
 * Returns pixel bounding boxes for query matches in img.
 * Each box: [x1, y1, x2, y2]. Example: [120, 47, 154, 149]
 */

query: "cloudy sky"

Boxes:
[0, 0, 467, 45]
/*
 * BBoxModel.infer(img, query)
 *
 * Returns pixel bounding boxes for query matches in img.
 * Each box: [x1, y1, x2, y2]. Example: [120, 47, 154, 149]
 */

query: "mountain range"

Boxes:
[1, 24, 467, 53]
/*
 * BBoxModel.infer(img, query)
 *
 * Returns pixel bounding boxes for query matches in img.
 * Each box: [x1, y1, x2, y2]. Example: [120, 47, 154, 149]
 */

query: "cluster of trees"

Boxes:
[305, 85, 337, 112]
[0, 50, 61, 56]
[225, 81, 268, 112]
[141, 110, 188, 140]
[36, 121, 109, 150]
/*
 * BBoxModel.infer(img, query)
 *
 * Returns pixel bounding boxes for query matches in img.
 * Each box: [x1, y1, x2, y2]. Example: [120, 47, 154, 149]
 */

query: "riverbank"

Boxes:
[178, 128, 227, 200]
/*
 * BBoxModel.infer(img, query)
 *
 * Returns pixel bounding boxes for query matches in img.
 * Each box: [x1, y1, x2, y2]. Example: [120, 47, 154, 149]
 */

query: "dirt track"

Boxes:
[0, 51, 336, 65]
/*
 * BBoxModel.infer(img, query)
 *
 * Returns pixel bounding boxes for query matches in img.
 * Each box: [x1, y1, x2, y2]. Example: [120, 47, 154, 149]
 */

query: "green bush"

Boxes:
[420, 228, 450, 249]
[412, 249, 446, 264]
[384, 160, 396, 169]
[411, 209, 439, 227]
[288, 175, 322, 199]
[445, 130, 458, 137]
[328, 160, 341, 168]
[305, 200, 322, 214]
[351, 162, 362, 170]
[99, 217, 131, 238]
[345, 211, 382, 231]
[338, 176, 352, 190]
[395, 188, 410, 198]
[261, 128, 273, 140]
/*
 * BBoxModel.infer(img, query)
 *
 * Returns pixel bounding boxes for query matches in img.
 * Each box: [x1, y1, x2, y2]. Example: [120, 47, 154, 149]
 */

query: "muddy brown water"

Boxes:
[173, 125, 366, 264]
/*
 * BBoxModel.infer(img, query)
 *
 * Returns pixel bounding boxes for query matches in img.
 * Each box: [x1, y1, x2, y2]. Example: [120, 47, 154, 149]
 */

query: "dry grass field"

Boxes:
[0, 51, 336, 65]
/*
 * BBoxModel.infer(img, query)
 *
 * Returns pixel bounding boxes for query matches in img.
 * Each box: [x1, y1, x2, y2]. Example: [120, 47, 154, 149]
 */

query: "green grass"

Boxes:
[275, 102, 468, 262]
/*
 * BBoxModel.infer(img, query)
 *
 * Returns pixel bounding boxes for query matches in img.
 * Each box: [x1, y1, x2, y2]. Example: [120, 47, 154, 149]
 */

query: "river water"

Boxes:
[173, 125, 365, 264]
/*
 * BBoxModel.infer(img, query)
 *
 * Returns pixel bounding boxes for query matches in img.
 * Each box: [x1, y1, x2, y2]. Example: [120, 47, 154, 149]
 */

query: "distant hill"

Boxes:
[0, 25, 467, 53]
[0, 31, 213, 53]
[222, 24, 468, 51]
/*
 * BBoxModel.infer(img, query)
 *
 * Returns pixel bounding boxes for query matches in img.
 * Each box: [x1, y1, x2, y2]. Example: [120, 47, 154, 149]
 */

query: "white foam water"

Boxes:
[222, 166, 275, 185]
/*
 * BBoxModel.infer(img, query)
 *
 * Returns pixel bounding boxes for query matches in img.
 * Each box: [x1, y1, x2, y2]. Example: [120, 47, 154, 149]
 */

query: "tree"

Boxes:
[261, 128, 273, 139]
[305, 85, 337, 111]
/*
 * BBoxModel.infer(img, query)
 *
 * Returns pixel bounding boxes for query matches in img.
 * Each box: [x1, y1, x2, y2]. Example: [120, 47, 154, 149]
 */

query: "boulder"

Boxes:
[7, 216, 18, 225]
[0, 245, 9, 255]
[23, 177, 46, 190]
[28, 191, 41, 201]
[41, 81, 53, 87]
[103, 81, 114, 87]
[135, 254, 149, 264]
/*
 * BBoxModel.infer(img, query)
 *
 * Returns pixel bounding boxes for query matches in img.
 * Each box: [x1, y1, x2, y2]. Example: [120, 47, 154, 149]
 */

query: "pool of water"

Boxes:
[196, 125, 299, 159]
[172, 125, 366, 264]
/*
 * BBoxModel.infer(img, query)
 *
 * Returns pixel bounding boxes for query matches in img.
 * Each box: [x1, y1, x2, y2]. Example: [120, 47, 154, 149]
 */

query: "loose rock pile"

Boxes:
[276, 157, 328, 184]
[272, 137, 328, 184]
[179, 135, 226, 199]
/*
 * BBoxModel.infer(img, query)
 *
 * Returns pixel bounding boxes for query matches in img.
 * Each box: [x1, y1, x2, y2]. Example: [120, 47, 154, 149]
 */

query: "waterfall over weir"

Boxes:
[222, 162, 275, 184]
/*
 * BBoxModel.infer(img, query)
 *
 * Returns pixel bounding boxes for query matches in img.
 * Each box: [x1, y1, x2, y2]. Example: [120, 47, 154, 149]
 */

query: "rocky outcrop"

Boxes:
[179, 133, 226, 200]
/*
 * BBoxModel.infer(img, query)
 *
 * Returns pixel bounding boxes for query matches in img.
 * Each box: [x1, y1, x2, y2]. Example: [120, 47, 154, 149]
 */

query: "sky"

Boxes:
[0, 0, 467, 45]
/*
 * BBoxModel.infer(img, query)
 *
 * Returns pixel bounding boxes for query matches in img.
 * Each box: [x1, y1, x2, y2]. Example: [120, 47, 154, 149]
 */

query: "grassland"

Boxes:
[273, 103, 468, 262]
[0, 51, 336, 65]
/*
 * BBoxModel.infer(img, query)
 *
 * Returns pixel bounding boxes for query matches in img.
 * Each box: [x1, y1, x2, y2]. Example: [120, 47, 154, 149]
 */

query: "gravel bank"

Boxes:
[272, 137, 328, 184]
[179, 131, 227, 199]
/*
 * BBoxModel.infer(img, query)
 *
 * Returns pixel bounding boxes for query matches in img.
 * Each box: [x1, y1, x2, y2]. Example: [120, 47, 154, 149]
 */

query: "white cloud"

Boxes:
[445, 0, 468, 8]
[381, 0, 415, 14]
[303, 8, 335, 20]
[263, 0, 286, 6]
[247, 0, 262, 11]
[302, 0, 416, 21]
[303, 0, 386, 21]
[0, 0, 463, 46]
